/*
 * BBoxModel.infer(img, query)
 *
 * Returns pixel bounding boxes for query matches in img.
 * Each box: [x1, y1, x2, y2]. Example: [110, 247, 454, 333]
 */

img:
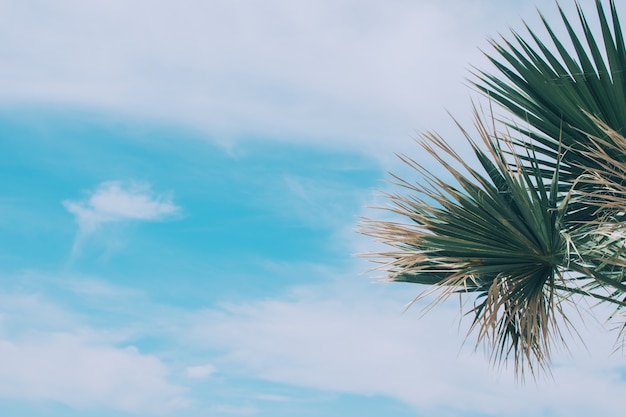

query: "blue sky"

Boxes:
[1, 1, 626, 416]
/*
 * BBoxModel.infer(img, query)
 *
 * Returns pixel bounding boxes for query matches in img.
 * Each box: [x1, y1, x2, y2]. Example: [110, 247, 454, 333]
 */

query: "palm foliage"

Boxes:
[476, 0, 626, 191]
[362, 113, 570, 376]
[363, 110, 626, 377]
[362, 0, 626, 377]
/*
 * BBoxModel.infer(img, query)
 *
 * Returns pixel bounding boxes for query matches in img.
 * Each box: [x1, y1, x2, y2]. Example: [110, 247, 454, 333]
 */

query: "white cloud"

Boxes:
[64, 180, 180, 231]
[63, 180, 180, 255]
[184, 270, 626, 417]
[0, 293, 187, 415]
[3, 265, 623, 417]
[185, 364, 216, 379]
[0, 0, 560, 157]
[0, 334, 187, 414]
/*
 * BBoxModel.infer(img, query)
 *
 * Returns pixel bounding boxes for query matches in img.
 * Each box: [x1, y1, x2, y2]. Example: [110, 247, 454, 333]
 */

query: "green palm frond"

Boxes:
[474, 0, 626, 193]
[361, 112, 574, 377]
[362, 0, 626, 379]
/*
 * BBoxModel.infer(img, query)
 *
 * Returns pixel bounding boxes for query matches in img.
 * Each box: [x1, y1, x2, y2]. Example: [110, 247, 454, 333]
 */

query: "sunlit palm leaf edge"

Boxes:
[473, 0, 626, 219]
[360, 111, 626, 378]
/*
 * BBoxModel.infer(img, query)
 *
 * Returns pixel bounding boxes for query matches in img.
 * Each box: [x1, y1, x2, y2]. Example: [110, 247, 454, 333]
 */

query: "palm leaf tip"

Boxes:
[474, 0, 626, 192]
[359, 112, 572, 378]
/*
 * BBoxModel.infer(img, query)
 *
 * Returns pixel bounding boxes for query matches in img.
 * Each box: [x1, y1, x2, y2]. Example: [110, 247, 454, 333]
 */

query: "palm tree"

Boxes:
[362, 0, 626, 378]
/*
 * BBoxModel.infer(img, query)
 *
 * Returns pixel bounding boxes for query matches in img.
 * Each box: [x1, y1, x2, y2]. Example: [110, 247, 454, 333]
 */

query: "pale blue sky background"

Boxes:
[1, 1, 625, 416]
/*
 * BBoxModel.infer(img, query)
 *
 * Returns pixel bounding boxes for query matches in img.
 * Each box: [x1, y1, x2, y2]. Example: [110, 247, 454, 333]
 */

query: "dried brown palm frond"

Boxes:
[566, 116, 626, 299]
[577, 116, 626, 212]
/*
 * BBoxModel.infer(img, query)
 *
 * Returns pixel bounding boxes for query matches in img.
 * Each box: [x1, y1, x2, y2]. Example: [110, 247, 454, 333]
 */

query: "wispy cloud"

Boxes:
[0, 292, 187, 414]
[0, 334, 187, 413]
[182, 268, 626, 417]
[64, 180, 180, 232]
[4, 265, 623, 416]
[252, 394, 288, 402]
[63, 180, 180, 256]
[185, 364, 216, 380]
[211, 404, 258, 415]
[269, 173, 370, 229]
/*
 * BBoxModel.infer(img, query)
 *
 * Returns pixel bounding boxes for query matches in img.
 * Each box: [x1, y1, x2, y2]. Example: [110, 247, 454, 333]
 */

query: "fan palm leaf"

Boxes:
[361, 111, 574, 377]
[474, 0, 626, 195]
[362, 110, 626, 377]
[474, 0, 626, 312]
